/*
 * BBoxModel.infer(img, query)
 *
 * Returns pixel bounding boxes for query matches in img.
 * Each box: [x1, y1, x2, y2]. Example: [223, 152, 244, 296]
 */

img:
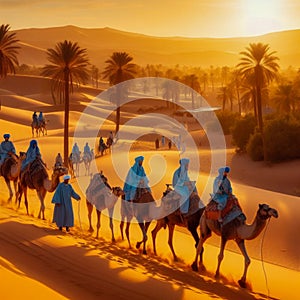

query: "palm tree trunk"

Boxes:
[64, 70, 70, 168]
[255, 74, 267, 161]
[115, 106, 120, 133]
[256, 86, 263, 133]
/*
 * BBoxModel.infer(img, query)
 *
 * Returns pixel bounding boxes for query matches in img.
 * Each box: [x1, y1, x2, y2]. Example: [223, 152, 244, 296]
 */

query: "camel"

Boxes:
[86, 172, 124, 241]
[120, 186, 156, 254]
[17, 158, 68, 219]
[191, 203, 278, 288]
[68, 153, 82, 177]
[151, 187, 205, 261]
[106, 137, 113, 151]
[0, 152, 26, 201]
[82, 152, 93, 176]
[31, 120, 48, 137]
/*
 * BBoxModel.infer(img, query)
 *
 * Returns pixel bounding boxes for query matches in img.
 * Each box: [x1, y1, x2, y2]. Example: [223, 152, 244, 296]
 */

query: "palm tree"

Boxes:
[102, 52, 137, 133]
[237, 43, 279, 133]
[273, 83, 297, 114]
[217, 84, 235, 111]
[185, 74, 200, 108]
[42, 40, 89, 167]
[0, 24, 20, 79]
[237, 43, 279, 161]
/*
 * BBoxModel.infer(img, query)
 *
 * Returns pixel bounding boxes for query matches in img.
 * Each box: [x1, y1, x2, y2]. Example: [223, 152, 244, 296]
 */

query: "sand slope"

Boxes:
[0, 75, 299, 300]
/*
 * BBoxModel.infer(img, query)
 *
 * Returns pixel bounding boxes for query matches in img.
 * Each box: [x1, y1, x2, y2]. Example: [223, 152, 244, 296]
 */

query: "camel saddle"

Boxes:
[205, 195, 244, 225]
[21, 159, 47, 189]
[86, 173, 112, 208]
[162, 190, 202, 219]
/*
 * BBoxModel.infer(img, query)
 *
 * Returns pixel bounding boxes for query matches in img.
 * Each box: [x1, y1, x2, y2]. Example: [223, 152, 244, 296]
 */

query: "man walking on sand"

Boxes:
[52, 174, 81, 232]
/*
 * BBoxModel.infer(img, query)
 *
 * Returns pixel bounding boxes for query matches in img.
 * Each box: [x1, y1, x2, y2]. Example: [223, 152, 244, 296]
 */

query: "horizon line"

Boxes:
[10, 24, 300, 40]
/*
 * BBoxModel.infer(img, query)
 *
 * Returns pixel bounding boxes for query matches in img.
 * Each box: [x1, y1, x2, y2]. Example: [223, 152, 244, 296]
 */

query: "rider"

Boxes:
[172, 158, 195, 216]
[32, 112, 38, 123]
[71, 143, 80, 160]
[54, 153, 63, 167]
[0, 134, 16, 169]
[99, 137, 106, 154]
[38, 111, 45, 126]
[21, 139, 42, 171]
[83, 142, 92, 160]
[123, 156, 151, 202]
[212, 166, 232, 223]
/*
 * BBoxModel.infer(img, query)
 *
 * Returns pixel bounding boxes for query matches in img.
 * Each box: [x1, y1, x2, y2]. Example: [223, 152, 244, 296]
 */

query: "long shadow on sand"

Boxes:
[0, 218, 276, 300]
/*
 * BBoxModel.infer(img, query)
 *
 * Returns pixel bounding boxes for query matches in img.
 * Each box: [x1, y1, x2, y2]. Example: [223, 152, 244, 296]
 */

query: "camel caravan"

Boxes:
[0, 136, 279, 289]
[31, 111, 48, 137]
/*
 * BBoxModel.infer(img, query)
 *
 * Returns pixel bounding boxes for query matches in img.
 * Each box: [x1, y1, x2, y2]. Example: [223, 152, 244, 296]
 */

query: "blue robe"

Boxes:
[38, 112, 45, 124]
[21, 141, 41, 170]
[172, 158, 191, 213]
[0, 140, 16, 160]
[52, 182, 80, 227]
[72, 143, 80, 155]
[83, 144, 92, 158]
[123, 156, 151, 201]
[212, 167, 233, 210]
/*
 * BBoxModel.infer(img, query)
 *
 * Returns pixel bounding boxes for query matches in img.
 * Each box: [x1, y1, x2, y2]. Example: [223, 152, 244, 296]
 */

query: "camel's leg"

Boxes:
[191, 220, 210, 271]
[120, 218, 125, 240]
[4, 178, 13, 202]
[17, 182, 23, 208]
[136, 222, 146, 250]
[215, 236, 228, 278]
[141, 221, 151, 254]
[76, 163, 80, 177]
[37, 189, 46, 219]
[236, 239, 250, 288]
[151, 220, 164, 256]
[187, 220, 204, 263]
[23, 186, 29, 215]
[86, 201, 94, 233]
[13, 178, 18, 202]
[187, 220, 200, 248]
[167, 224, 178, 261]
[108, 206, 115, 242]
[125, 221, 131, 249]
[96, 209, 101, 239]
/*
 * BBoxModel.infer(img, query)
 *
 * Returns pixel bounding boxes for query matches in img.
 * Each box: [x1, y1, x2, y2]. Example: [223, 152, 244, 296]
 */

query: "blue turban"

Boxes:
[179, 158, 190, 165]
[135, 156, 144, 163]
[224, 166, 230, 173]
[30, 140, 38, 147]
[3, 134, 10, 139]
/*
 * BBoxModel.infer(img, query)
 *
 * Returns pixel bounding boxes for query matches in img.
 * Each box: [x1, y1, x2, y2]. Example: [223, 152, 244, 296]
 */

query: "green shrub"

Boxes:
[264, 117, 300, 161]
[215, 111, 239, 135]
[231, 114, 256, 152]
[246, 132, 264, 161]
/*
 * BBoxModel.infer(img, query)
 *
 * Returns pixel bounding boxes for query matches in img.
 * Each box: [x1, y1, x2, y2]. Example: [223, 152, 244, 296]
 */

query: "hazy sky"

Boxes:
[1, 0, 300, 37]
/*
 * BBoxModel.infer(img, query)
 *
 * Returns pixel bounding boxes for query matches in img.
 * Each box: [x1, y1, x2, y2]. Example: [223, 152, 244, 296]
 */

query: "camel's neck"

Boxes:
[44, 173, 60, 192]
[11, 157, 23, 178]
[237, 214, 267, 240]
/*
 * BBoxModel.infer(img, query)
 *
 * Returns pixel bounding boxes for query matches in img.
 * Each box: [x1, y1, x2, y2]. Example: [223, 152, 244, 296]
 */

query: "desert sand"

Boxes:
[0, 76, 299, 300]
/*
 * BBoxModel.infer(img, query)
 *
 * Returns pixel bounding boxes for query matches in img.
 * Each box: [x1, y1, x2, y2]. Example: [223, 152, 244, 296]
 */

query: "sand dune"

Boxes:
[12, 25, 300, 68]
[0, 75, 299, 299]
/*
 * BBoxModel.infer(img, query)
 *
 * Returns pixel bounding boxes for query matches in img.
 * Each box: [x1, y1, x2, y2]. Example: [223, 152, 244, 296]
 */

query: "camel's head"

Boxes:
[258, 204, 279, 219]
[112, 186, 124, 197]
[19, 151, 26, 160]
[53, 165, 68, 177]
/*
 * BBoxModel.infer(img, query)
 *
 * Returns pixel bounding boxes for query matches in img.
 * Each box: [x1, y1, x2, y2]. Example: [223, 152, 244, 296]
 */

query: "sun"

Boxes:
[242, 0, 283, 36]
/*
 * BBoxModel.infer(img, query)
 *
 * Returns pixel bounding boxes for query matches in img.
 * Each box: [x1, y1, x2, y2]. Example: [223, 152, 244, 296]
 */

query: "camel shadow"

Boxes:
[0, 218, 275, 300]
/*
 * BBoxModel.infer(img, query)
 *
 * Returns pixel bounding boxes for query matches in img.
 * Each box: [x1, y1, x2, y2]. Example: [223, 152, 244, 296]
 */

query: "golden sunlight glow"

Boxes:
[242, 0, 283, 36]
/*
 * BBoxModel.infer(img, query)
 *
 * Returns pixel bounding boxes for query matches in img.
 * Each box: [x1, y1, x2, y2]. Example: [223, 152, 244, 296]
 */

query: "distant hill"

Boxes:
[13, 25, 300, 69]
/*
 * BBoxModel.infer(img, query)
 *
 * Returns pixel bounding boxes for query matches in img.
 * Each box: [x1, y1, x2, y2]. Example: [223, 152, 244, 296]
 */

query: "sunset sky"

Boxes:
[1, 0, 300, 37]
